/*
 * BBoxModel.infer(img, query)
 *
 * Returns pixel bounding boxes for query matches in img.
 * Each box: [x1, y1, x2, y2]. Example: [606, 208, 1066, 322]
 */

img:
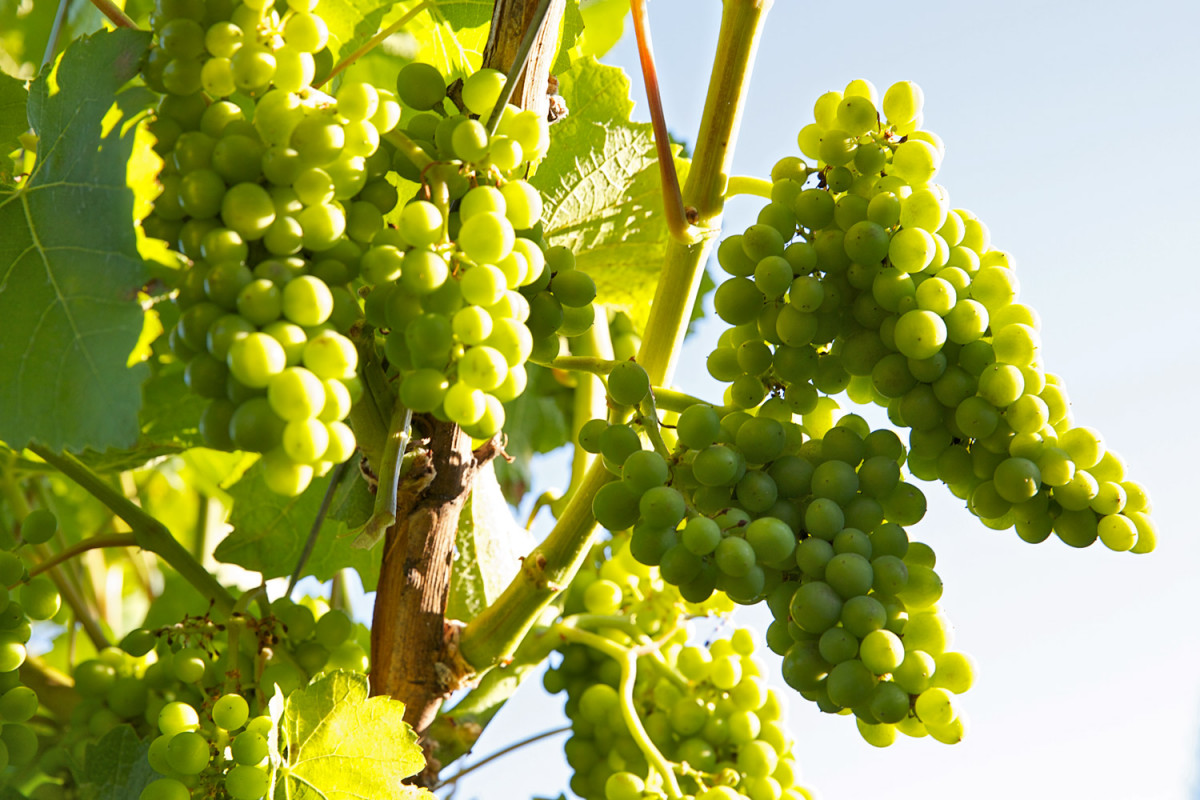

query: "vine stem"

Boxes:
[457, 0, 773, 676]
[42, 0, 70, 67]
[285, 459, 348, 597]
[432, 725, 571, 791]
[553, 625, 682, 799]
[484, 0, 554, 135]
[27, 446, 236, 616]
[88, 0, 138, 29]
[315, 0, 434, 89]
[637, 0, 773, 387]
[630, 0, 694, 244]
[21, 533, 137, 585]
[727, 175, 774, 199]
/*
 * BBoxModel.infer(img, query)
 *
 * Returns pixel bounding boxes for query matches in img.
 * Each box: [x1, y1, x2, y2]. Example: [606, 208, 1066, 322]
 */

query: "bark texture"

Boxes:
[369, 419, 496, 735]
[482, 0, 567, 119]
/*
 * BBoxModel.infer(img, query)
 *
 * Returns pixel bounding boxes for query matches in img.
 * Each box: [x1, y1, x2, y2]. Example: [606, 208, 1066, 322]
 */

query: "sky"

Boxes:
[432, 1, 1200, 798]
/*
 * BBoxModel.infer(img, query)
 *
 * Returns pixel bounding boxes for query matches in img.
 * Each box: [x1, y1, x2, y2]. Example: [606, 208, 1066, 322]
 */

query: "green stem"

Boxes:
[20, 533, 137, 585]
[348, 324, 392, 469]
[726, 175, 773, 199]
[551, 307, 613, 518]
[41, 0, 70, 67]
[458, 459, 612, 668]
[636, 0, 772, 386]
[315, 1, 435, 88]
[651, 387, 727, 415]
[484, 0, 555, 135]
[27, 446, 236, 617]
[553, 625, 682, 799]
[534, 355, 618, 375]
[382, 129, 435, 173]
[285, 459, 350, 596]
[456, 0, 771, 676]
[355, 402, 412, 550]
[637, 394, 672, 460]
[433, 725, 572, 791]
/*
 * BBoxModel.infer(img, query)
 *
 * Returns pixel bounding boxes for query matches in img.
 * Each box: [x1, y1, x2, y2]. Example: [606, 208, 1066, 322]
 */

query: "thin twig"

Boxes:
[315, 0, 435, 89]
[484, 0, 555, 135]
[42, 0, 71, 67]
[20, 533, 137, 585]
[630, 0, 694, 244]
[285, 459, 351, 597]
[433, 725, 572, 790]
[88, 0, 138, 29]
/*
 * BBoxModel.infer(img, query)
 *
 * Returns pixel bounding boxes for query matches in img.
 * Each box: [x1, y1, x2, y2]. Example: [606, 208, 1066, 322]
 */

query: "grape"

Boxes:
[139, 779, 191, 800]
[231, 730, 268, 765]
[20, 509, 56, 545]
[396, 62, 446, 110]
[226, 764, 271, 800]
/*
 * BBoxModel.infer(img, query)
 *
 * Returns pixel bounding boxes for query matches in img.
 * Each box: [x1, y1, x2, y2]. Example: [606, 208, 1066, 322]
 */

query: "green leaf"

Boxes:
[554, 1, 586, 73]
[75, 361, 208, 473]
[80, 725, 155, 800]
[214, 460, 381, 590]
[578, 0, 629, 58]
[531, 56, 689, 331]
[446, 461, 535, 623]
[0, 71, 27, 186]
[0, 29, 153, 453]
[325, 0, 492, 78]
[280, 671, 428, 799]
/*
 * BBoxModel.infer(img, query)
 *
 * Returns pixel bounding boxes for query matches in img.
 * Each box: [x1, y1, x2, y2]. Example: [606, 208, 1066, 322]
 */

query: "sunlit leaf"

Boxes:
[281, 671, 432, 799]
[0, 29, 153, 453]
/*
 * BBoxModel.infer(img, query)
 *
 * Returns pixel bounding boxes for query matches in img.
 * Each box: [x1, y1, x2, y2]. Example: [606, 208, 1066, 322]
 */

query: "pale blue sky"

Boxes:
[441, 2, 1200, 798]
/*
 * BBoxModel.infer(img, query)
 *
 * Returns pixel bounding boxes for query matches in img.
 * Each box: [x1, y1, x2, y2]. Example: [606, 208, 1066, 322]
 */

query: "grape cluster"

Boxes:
[49, 597, 364, 799]
[585, 403, 973, 744]
[711, 77, 1156, 553]
[358, 62, 597, 438]
[143, 0, 373, 495]
[545, 537, 814, 800]
[0, 510, 64, 778]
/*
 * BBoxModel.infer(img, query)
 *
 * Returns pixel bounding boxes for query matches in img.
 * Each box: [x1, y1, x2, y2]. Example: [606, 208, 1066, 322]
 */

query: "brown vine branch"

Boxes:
[630, 0, 694, 244]
[88, 0, 138, 29]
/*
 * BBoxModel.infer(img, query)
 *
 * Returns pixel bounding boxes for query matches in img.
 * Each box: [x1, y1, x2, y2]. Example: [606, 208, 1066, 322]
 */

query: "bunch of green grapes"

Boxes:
[142, 0, 397, 495]
[0, 509, 65, 778]
[583, 391, 974, 745]
[51, 597, 364, 799]
[708, 77, 1156, 553]
[546, 537, 814, 800]
[356, 61, 595, 439]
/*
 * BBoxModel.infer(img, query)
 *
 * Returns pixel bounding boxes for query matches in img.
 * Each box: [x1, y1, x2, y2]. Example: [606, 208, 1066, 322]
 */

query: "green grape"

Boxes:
[231, 730, 269, 765]
[158, 701, 200, 736]
[396, 62, 446, 110]
[303, 330, 357, 379]
[260, 448, 314, 495]
[0, 686, 36, 723]
[165, 730, 210, 774]
[20, 509, 56, 545]
[171, 647, 207, 682]
[139, 778, 191, 800]
[225, 764, 271, 800]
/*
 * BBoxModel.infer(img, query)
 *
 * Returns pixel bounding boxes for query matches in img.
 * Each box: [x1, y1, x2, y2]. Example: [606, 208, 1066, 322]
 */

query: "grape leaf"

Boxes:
[280, 671, 431, 799]
[75, 362, 208, 473]
[446, 460, 535, 622]
[530, 56, 689, 330]
[323, 0, 492, 78]
[0, 29, 153, 454]
[578, 0, 629, 58]
[79, 725, 155, 800]
[554, 1, 586, 73]
[0, 71, 27, 186]
[214, 460, 381, 590]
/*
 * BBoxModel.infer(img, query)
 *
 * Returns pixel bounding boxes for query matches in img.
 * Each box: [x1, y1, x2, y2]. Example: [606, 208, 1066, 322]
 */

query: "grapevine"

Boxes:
[0, 0, 1171, 799]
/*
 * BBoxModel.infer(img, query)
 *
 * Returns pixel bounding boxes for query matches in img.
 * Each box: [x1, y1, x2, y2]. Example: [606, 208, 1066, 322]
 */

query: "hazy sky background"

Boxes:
[426, 2, 1200, 798]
